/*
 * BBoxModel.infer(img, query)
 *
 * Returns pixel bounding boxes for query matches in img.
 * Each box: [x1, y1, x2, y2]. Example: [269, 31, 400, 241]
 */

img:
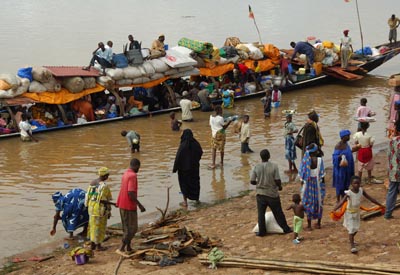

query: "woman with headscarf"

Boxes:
[50, 188, 89, 239]
[332, 130, 355, 202]
[173, 129, 203, 207]
[298, 143, 325, 230]
[301, 110, 324, 157]
[340, 29, 353, 69]
[85, 167, 113, 251]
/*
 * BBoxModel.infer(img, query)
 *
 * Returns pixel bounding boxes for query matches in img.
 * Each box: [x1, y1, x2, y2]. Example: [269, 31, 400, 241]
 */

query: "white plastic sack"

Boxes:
[252, 212, 284, 234]
[62, 77, 84, 93]
[29, 80, 47, 93]
[42, 78, 61, 92]
[149, 59, 169, 73]
[123, 66, 143, 79]
[0, 74, 19, 91]
[164, 68, 179, 75]
[132, 77, 150, 85]
[245, 44, 264, 60]
[116, 79, 133, 86]
[371, 47, 380, 57]
[171, 45, 194, 56]
[83, 77, 96, 89]
[142, 61, 156, 76]
[32, 67, 53, 83]
[169, 68, 200, 79]
[161, 49, 197, 68]
[97, 76, 114, 87]
[178, 66, 195, 73]
[150, 73, 165, 80]
[106, 68, 124, 81]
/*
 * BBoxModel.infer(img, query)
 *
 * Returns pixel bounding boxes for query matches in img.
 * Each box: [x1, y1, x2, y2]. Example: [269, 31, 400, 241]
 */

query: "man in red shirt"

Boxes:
[116, 158, 146, 255]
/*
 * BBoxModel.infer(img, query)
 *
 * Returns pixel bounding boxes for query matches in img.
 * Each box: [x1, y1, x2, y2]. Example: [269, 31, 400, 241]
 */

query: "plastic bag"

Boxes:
[339, 155, 348, 167]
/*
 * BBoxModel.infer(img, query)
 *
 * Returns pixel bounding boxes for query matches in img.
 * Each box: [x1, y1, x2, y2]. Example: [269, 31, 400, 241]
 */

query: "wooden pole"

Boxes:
[355, 0, 364, 55]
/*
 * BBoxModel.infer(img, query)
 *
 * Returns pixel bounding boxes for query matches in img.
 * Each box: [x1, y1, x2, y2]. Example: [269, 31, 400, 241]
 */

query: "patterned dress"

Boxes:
[299, 157, 326, 219]
[85, 182, 112, 245]
[52, 188, 89, 233]
[284, 121, 297, 162]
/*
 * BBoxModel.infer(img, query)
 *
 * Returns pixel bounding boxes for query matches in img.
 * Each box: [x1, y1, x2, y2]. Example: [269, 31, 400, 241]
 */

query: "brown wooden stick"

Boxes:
[114, 256, 124, 275]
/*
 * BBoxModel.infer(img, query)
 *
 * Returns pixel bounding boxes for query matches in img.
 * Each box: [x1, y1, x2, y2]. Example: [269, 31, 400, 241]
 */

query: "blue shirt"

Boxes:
[292, 42, 314, 59]
[96, 47, 113, 62]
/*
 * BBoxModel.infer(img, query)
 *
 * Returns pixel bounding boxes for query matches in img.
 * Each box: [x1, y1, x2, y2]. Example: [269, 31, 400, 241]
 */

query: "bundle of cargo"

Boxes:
[178, 37, 214, 56]
[0, 73, 30, 98]
[28, 67, 61, 93]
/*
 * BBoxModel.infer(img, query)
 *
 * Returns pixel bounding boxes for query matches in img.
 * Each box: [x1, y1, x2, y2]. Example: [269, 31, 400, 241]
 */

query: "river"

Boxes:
[0, 0, 399, 260]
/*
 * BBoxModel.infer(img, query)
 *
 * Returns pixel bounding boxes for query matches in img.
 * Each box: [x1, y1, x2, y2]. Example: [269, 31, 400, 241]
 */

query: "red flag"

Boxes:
[248, 5, 254, 19]
[344, 0, 350, 2]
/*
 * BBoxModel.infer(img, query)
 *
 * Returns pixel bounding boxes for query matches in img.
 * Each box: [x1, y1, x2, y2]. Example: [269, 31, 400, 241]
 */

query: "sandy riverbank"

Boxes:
[2, 150, 399, 275]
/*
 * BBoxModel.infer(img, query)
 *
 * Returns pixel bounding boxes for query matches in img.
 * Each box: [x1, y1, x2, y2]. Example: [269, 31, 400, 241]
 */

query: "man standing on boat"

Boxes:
[388, 14, 400, 45]
[83, 42, 113, 76]
[19, 113, 38, 142]
[290, 41, 315, 70]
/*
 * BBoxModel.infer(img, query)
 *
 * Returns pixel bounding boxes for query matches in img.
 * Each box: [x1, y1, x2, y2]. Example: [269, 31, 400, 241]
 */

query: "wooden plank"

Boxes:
[323, 66, 364, 80]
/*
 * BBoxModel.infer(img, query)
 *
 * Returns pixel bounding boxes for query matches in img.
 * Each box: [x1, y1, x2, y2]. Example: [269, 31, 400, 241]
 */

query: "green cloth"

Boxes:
[208, 247, 224, 269]
[178, 37, 214, 55]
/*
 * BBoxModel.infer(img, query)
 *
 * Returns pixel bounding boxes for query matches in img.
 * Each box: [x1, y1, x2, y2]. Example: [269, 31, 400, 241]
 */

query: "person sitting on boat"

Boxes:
[19, 113, 38, 142]
[150, 34, 166, 59]
[340, 30, 354, 69]
[50, 188, 89, 240]
[126, 95, 144, 114]
[179, 91, 193, 122]
[197, 83, 213, 112]
[71, 99, 95, 122]
[104, 96, 118, 118]
[221, 85, 234, 109]
[290, 41, 315, 70]
[121, 130, 141, 153]
[271, 85, 282, 107]
[83, 42, 113, 76]
[127, 34, 141, 50]
[388, 14, 400, 45]
[234, 63, 250, 91]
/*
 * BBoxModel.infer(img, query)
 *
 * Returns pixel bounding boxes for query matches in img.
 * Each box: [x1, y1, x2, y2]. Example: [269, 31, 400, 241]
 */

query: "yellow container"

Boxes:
[298, 68, 306, 75]
[313, 62, 323, 76]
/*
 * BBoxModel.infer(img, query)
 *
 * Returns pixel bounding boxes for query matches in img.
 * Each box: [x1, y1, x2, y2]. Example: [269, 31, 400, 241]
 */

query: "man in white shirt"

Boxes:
[179, 91, 193, 122]
[19, 114, 38, 142]
[209, 105, 233, 169]
[83, 42, 113, 75]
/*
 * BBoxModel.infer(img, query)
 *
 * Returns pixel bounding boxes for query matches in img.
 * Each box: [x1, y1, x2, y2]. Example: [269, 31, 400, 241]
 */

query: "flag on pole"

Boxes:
[248, 5, 255, 19]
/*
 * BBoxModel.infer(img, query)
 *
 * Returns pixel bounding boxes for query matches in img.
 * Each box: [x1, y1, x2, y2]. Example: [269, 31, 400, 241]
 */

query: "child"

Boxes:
[286, 194, 305, 244]
[239, 115, 253, 153]
[263, 90, 272, 118]
[284, 114, 298, 172]
[170, 111, 182, 131]
[356, 98, 375, 131]
[353, 122, 379, 183]
[333, 175, 384, 253]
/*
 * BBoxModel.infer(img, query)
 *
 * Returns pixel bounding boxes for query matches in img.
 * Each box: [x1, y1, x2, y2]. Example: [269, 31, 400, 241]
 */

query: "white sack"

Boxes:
[123, 67, 143, 79]
[149, 59, 170, 73]
[161, 49, 197, 68]
[252, 212, 284, 234]
[106, 68, 124, 80]
[62, 77, 84, 93]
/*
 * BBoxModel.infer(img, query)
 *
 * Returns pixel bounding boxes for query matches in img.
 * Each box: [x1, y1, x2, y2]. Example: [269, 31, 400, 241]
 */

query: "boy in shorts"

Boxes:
[287, 194, 305, 244]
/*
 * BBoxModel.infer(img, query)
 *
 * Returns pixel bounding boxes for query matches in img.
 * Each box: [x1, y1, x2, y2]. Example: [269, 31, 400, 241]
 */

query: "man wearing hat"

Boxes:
[121, 130, 141, 153]
[340, 29, 353, 69]
[179, 91, 193, 122]
[150, 34, 166, 59]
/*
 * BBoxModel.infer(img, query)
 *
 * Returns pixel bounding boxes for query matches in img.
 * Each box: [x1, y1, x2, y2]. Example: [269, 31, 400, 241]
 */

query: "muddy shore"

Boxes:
[2, 150, 399, 275]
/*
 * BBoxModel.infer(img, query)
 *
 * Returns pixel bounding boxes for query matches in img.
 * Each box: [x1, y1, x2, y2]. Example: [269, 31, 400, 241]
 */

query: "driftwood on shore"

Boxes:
[199, 255, 400, 275]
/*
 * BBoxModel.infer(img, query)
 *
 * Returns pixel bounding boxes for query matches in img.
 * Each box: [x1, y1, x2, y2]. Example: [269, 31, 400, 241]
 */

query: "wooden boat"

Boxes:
[1, 42, 399, 139]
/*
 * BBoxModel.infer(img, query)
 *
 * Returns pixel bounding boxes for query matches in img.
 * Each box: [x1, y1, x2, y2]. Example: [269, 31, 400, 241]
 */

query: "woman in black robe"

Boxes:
[173, 129, 203, 207]
[302, 110, 324, 157]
